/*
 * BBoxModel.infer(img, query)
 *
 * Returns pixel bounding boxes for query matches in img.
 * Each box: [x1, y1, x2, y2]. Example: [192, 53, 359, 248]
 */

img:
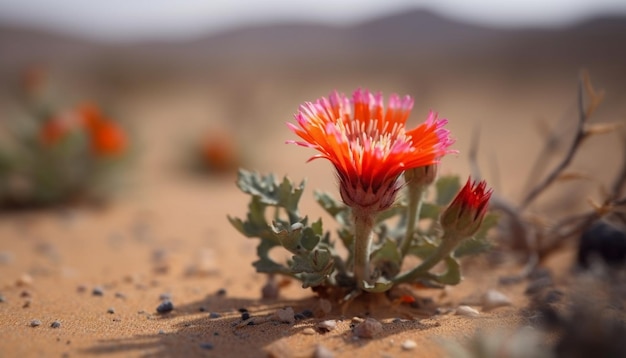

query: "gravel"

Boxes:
[156, 300, 174, 314]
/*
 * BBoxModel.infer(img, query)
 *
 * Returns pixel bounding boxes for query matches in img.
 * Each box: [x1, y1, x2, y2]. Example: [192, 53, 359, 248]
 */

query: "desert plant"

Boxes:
[229, 89, 496, 297]
[0, 69, 131, 208]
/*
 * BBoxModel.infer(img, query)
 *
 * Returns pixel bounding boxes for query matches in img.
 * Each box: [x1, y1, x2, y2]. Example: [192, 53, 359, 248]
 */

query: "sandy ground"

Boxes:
[0, 65, 624, 357]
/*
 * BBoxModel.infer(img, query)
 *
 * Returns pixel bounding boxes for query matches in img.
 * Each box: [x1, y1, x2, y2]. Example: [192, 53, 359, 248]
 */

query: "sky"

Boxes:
[0, 0, 625, 42]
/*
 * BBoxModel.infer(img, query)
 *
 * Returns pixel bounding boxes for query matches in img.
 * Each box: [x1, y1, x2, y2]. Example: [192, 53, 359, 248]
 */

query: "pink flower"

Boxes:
[288, 89, 454, 213]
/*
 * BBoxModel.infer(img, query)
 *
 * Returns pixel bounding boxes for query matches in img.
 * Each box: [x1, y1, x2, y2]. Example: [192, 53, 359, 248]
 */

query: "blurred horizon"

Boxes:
[1, 0, 626, 42]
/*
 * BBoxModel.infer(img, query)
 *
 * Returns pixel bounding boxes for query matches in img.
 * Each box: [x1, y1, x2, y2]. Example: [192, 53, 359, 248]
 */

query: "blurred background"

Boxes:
[1, 0, 626, 213]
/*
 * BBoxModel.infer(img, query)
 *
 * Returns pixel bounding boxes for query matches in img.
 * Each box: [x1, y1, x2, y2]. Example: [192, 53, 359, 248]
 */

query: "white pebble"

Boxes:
[401, 339, 417, 351]
[302, 327, 316, 335]
[317, 320, 337, 332]
[456, 305, 480, 317]
[482, 289, 512, 311]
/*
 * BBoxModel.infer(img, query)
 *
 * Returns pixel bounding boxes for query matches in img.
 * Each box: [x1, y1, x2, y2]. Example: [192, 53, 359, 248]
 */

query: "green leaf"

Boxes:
[454, 237, 491, 257]
[420, 202, 441, 220]
[432, 256, 462, 285]
[314, 190, 347, 218]
[236, 169, 305, 223]
[436, 175, 461, 206]
[407, 237, 438, 259]
[369, 238, 402, 279]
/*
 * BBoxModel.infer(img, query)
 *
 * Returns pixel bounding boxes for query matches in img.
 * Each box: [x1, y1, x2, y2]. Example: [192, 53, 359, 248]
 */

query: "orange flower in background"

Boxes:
[87, 119, 127, 157]
[440, 177, 493, 237]
[200, 130, 239, 172]
[76, 102, 128, 157]
[288, 89, 455, 212]
[39, 102, 127, 157]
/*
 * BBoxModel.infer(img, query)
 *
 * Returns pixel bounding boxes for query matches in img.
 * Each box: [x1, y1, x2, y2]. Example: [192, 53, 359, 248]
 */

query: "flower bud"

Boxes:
[404, 164, 438, 187]
[440, 177, 492, 238]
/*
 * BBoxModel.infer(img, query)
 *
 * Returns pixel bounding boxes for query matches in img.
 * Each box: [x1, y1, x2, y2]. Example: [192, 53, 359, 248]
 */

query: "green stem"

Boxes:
[352, 207, 375, 290]
[393, 232, 462, 284]
[399, 183, 426, 259]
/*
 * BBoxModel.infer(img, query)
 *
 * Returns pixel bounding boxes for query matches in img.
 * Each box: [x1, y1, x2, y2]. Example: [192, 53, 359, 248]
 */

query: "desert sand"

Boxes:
[1, 10, 626, 358]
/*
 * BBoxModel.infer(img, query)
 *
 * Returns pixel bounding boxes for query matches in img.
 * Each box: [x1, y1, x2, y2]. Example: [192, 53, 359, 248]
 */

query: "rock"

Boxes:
[401, 339, 417, 351]
[274, 307, 295, 324]
[317, 320, 337, 332]
[353, 318, 383, 339]
[482, 289, 512, 311]
[50, 320, 61, 328]
[578, 220, 626, 268]
[302, 327, 316, 335]
[456, 305, 480, 317]
[156, 300, 174, 314]
[30, 319, 41, 327]
[92, 286, 104, 296]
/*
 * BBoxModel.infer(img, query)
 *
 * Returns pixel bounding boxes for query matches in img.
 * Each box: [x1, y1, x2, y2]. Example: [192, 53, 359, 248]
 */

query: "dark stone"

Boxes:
[156, 300, 174, 314]
[578, 220, 626, 269]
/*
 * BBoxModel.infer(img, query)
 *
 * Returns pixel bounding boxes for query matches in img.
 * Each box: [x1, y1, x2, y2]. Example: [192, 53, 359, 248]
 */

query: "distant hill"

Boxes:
[1, 9, 625, 80]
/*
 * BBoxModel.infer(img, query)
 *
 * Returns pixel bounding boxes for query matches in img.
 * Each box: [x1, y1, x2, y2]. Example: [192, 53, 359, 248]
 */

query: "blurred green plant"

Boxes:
[0, 68, 131, 208]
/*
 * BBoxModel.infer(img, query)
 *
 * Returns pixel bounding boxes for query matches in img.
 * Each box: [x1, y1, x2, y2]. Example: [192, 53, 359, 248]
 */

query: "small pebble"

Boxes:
[158, 293, 171, 300]
[156, 300, 174, 314]
[456, 305, 480, 317]
[199, 343, 214, 350]
[313, 344, 334, 358]
[16, 274, 33, 286]
[274, 307, 295, 324]
[0, 295, 5, 303]
[107, 307, 116, 314]
[302, 327, 316, 335]
[30, 319, 42, 327]
[20, 290, 31, 298]
[198, 306, 206, 312]
[300, 309, 314, 318]
[401, 339, 417, 351]
[216, 288, 227, 296]
[353, 318, 383, 339]
[238, 307, 248, 313]
[209, 312, 221, 319]
[76, 285, 87, 293]
[51, 320, 61, 329]
[92, 286, 104, 296]
[482, 289, 512, 311]
[115, 292, 126, 299]
[22, 299, 32, 308]
[294, 313, 306, 321]
[317, 320, 337, 332]
[158, 329, 165, 335]
[241, 311, 250, 321]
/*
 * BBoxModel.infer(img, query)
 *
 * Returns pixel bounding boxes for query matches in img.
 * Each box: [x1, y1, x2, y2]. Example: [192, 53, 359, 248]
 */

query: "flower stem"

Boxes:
[393, 231, 461, 284]
[400, 183, 426, 259]
[352, 207, 375, 290]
